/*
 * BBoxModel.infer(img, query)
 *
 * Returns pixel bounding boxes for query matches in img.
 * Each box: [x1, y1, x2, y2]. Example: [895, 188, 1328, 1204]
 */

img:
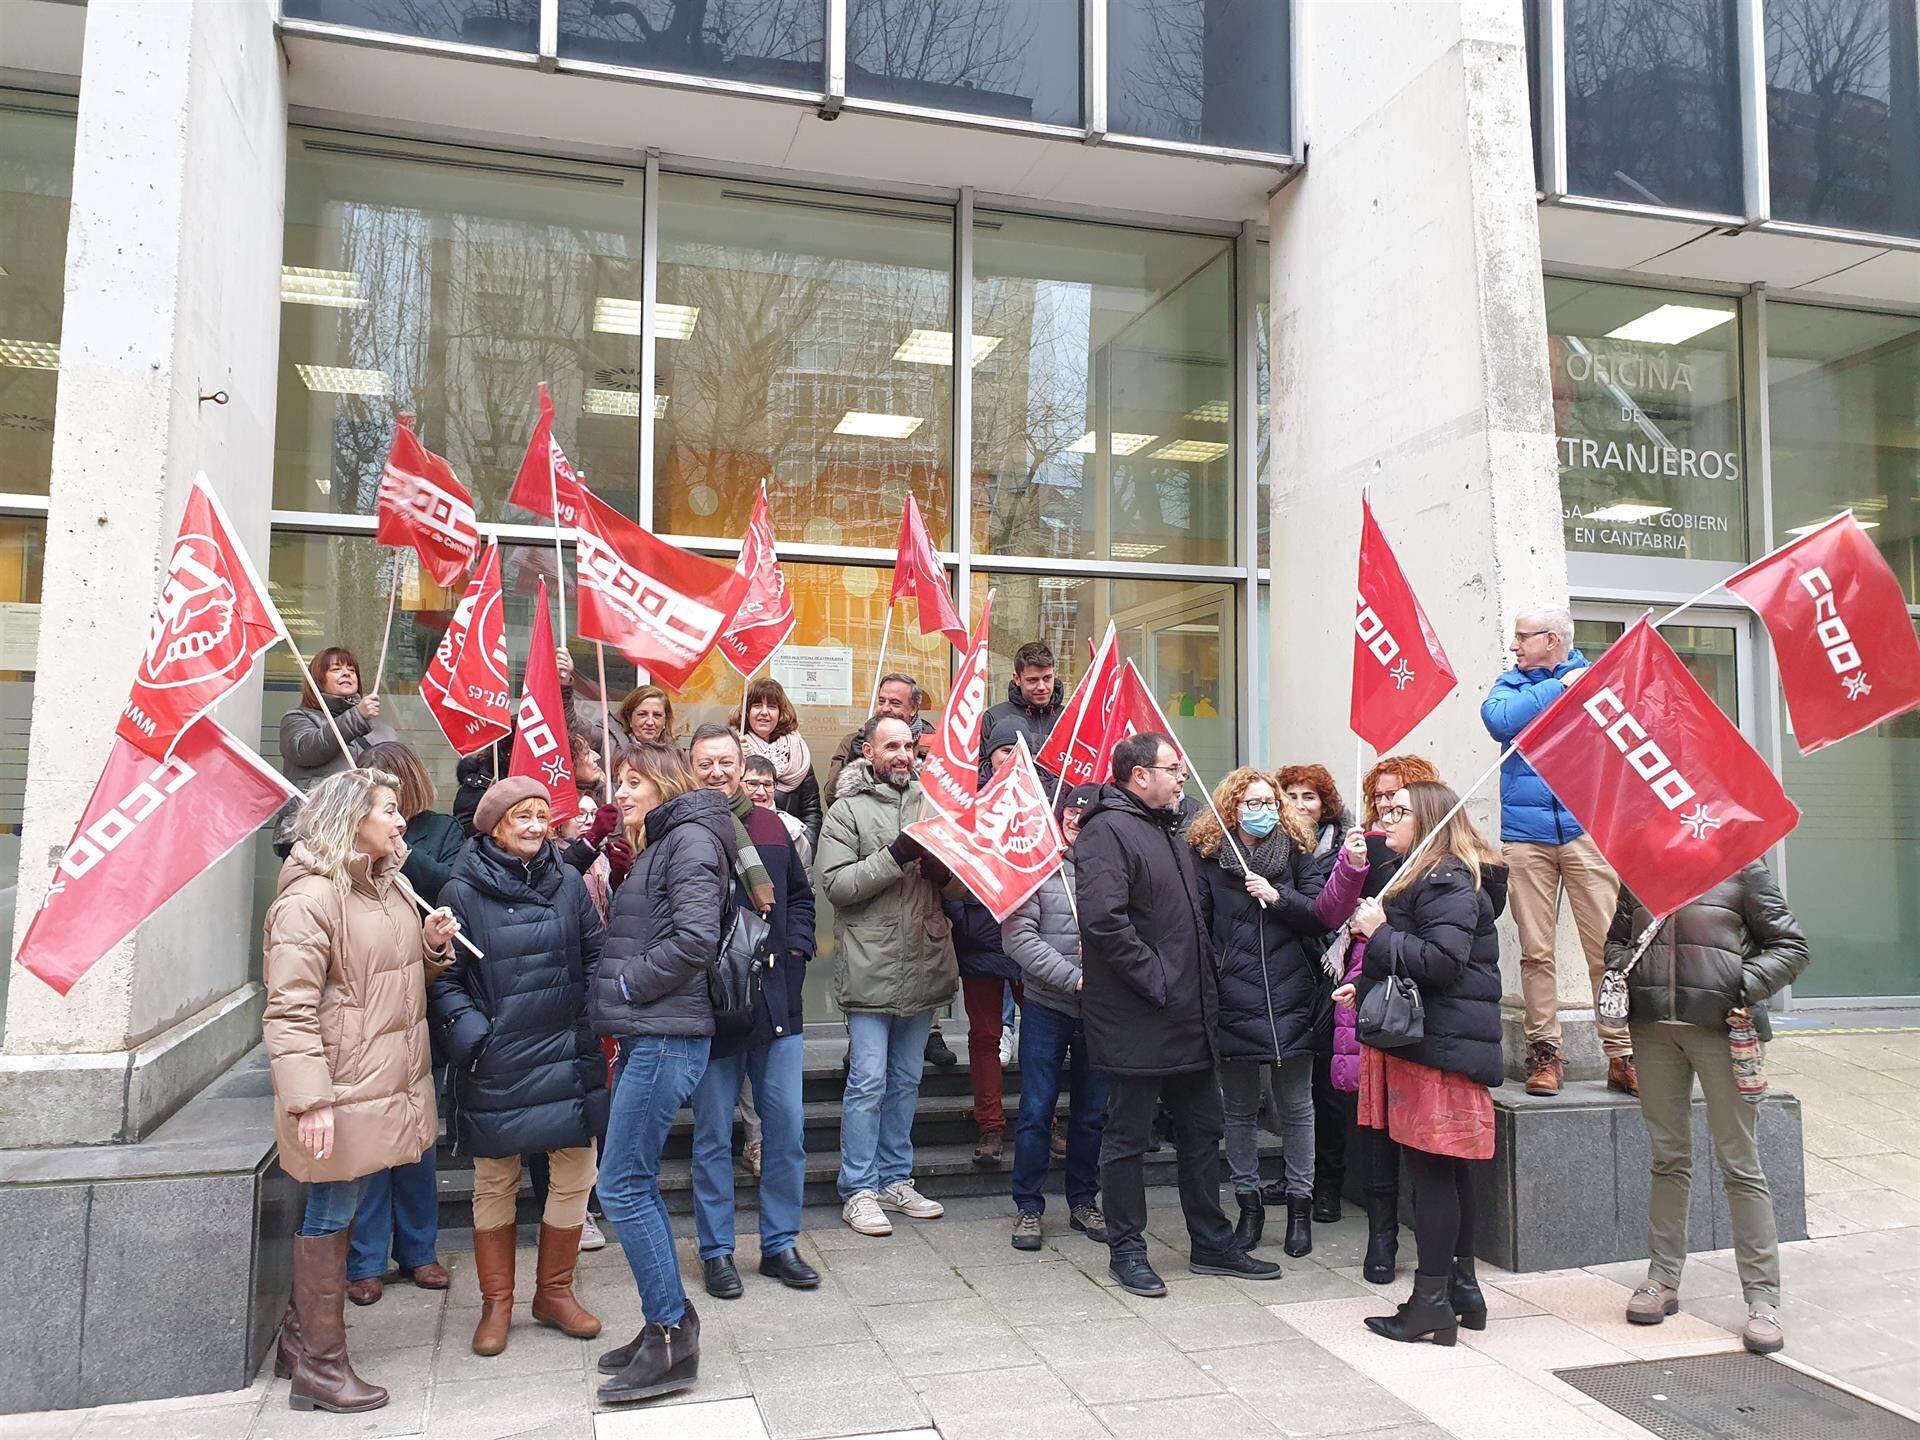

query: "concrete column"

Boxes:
[1267, 2, 1604, 1074]
[2, 0, 287, 1144]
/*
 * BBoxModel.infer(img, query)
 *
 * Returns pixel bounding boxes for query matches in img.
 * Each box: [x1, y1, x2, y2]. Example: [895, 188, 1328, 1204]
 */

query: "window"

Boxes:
[848, 0, 1081, 126]
[1107, 0, 1291, 154]
[0, 93, 75, 499]
[0, 517, 44, 1026]
[1544, 278, 1747, 564]
[556, 0, 825, 88]
[282, 0, 538, 49]
[1255, 238, 1271, 572]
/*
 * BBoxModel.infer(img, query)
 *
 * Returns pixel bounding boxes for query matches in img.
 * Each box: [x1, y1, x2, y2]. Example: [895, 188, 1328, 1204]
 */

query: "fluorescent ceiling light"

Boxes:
[593, 299, 700, 339]
[891, 329, 1003, 366]
[1184, 401, 1231, 424]
[1788, 519, 1877, 537]
[296, 364, 390, 396]
[1585, 503, 1671, 523]
[1110, 542, 1166, 559]
[834, 411, 923, 440]
[1604, 305, 1735, 346]
[1067, 431, 1156, 456]
[0, 338, 59, 369]
[1151, 439, 1230, 463]
[582, 388, 669, 419]
[281, 265, 366, 308]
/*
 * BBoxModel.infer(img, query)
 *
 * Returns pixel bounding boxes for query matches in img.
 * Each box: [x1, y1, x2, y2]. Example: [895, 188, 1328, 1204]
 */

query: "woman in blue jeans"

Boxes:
[591, 742, 736, 1406]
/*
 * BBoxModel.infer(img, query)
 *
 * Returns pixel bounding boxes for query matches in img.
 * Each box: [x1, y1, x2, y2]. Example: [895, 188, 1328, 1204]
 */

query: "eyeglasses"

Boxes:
[1146, 765, 1189, 780]
[1378, 805, 1413, 823]
[1240, 800, 1277, 813]
[1371, 789, 1398, 804]
[1513, 628, 1552, 642]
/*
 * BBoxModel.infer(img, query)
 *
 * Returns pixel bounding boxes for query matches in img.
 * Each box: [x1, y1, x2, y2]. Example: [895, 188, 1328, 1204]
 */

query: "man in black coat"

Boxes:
[1075, 732, 1282, 1297]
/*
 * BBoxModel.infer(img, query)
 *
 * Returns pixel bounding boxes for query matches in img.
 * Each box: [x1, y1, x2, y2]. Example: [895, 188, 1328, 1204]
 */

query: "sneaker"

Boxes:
[998, 1026, 1016, 1067]
[1069, 1204, 1108, 1244]
[973, 1126, 1004, 1168]
[877, 1180, 944, 1220]
[1525, 1041, 1564, 1096]
[842, 1191, 893, 1237]
[1742, 1301, 1784, 1354]
[925, 1029, 958, 1069]
[1011, 1210, 1043, 1251]
[1606, 1055, 1640, 1096]
[1626, 1280, 1679, 1325]
[579, 1214, 607, 1251]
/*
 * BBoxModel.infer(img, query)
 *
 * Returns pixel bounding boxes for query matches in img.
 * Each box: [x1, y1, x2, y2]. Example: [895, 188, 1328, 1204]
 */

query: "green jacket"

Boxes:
[816, 760, 958, 1016]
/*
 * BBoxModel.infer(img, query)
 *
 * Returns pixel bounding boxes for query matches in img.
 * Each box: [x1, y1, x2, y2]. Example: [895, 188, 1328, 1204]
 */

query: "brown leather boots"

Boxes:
[471, 1223, 602, 1356]
[285, 1232, 388, 1413]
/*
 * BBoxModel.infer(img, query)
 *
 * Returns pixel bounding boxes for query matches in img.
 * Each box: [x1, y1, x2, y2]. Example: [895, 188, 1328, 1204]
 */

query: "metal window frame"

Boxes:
[1085, 0, 1108, 142]
[1736, 0, 1769, 221]
[823, 0, 846, 117]
[953, 186, 975, 623]
[637, 150, 661, 529]
[1233, 221, 1261, 766]
[1539, 0, 1568, 199]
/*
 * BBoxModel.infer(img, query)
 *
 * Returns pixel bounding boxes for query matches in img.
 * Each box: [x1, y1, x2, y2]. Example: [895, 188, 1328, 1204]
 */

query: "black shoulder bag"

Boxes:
[1356, 938, 1425, 1049]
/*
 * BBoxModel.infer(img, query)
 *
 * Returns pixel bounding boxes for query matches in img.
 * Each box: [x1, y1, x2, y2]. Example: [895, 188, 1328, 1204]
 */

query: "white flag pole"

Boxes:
[371, 557, 403, 699]
[595, 641, 615, 801]
[1048, 622, 1114, 809]
[868, 603, 896, 717]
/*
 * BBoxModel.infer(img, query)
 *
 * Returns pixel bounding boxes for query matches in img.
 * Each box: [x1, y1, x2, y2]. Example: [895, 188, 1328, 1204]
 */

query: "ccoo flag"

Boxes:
[918, 590, 995, 824]
[716, 483, 797, 678]
[377, 419, 479, 586]
[421, 541, 512, 756]
[888, 493, 968, 649]
[1351, 493, 1457, 753]
[509, 383, 590, 528]
[508, 580, 579, 822]
[1036, 622, 1119, 790]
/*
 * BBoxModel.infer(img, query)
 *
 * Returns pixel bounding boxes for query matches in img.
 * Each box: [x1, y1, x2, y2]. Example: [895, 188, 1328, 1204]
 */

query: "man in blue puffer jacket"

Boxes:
[1480, 606, 1631, 1099]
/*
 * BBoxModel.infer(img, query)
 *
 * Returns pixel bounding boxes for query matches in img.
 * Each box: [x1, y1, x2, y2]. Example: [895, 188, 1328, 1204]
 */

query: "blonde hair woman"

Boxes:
[262, 768, 459, 1413]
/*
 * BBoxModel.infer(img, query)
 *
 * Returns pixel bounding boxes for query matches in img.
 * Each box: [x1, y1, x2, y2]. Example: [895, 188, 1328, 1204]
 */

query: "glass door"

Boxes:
[1571, 605, 1754, 731]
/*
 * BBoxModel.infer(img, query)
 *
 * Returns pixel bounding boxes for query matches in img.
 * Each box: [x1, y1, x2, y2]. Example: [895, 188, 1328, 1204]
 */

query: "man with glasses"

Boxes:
[1074, 731, 1281, 1297]
[1481, 606, 1632, 1098]
[744, 754, 811, 870]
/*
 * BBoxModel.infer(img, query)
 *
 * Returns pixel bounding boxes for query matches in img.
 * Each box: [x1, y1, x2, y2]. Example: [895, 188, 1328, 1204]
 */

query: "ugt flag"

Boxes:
[889, 493, 967, 649]
[377, 419, 479, 586]
[907, 736, 1064, 923]
[1516, 618, 1798, 919]
[1351, 493, 1457, 752]
[118, 474, 287, 760]
[1089, 660, 1180, 787]
[1036, 622, 1119, 790]
[15, 717, 297, 995]
[717, 483, 796, 678]
[919, 590, 995, 824]
[510, 382, 590, 528]
[508, 580, 579, 822]
[1725, 512, 1920, 754]
[421, 541, 512, 756]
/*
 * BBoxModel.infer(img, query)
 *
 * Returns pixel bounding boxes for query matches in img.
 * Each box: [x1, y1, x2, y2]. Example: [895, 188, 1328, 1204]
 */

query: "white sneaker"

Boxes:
[579, 1213, 607, 1251]
[878, 1180, 945, 1220]
[842, 1190, 893, 1236]
[998, 1027, 1015, 1067]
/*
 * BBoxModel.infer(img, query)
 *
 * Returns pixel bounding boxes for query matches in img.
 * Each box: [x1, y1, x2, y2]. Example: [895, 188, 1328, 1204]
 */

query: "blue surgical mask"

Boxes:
[1240, 806, 1280, 838]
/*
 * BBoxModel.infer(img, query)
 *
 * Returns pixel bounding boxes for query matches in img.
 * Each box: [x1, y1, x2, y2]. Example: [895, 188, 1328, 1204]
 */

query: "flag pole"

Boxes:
[595, 641, 614, 802]
[370, 556, 403, 699]
[1654, 508, 1851, 631]
[1651, 580, 1729, 631]
[1353, 737, 1367, 832]
[548, 409, 569, 644]
[1047, 625, 1112, 808]
[1386, 740, 1518, 881]
[868, 602, 896, 717]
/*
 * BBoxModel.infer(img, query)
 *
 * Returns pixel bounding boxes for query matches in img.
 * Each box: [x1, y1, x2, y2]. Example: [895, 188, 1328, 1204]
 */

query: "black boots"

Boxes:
[598, 1300, 701, 1404]
[1450, 1256, 1488, 1330]
[1363, 1271, 1458, 1346]
[1283, 1196, 1313, 1258]
[1362, 1192, 1399, 1285]
[1311, 1182, 1343, 1224]
[1231, 1190, 1265, 1251]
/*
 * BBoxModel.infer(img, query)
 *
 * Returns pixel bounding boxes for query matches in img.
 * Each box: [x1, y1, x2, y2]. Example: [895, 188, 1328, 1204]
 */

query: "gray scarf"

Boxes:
[1217, 827, 1296, 884]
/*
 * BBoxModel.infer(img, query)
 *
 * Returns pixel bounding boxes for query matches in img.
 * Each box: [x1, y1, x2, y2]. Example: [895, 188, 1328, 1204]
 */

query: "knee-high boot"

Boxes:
[288, 1232, 389, 1413]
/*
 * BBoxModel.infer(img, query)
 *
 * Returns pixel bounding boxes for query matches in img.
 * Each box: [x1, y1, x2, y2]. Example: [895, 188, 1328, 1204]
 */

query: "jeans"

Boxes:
[1100, 1068, 1236, 1259]
[601, 1035, 710, 1328]
[301, 1176, 371, 1238]
[838, 1010, 933, 1199]
[1221, 1054, 1313, 1198]
[962, 976, 1020, 1131]
[346, 1153, 439, 1279]
[1012, 1002, 1106, 1215]
[691, 1033, 806, 1259]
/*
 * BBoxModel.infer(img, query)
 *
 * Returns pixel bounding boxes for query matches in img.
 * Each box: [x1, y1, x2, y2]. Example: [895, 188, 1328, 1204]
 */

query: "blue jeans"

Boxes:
[601, 1035, 709, 1328]
[301, 1176, 370, 1238]
[838, 1010, 933, 1199]
[690, 1034, 805, 1260]
[346, 1152, 440, 1279]
[1012, 1001, 1108, 1215]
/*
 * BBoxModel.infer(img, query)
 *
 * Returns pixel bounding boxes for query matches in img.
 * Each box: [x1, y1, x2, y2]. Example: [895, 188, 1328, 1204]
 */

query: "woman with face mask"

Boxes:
[1190, 769, 1369, 1259]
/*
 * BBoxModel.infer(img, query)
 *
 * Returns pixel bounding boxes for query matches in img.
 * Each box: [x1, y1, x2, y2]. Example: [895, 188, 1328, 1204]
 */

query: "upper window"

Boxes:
[1765, 0, 1920, 238]
[282, 0, 538, 49]
[847, 0, 1081, 126]
[556, 0, 825, 89]
[1563, 0, 1744, 215]
[1106, 0, 1292, 154]
[0, 93, 75, 499]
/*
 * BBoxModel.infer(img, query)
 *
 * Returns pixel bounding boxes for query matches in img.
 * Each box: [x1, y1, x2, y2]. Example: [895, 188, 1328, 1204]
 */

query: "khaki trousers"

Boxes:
[1504, 834, 1628, 1058]
[472, 1145, 597, 1231]
[1630, 1021, 1780, 1302]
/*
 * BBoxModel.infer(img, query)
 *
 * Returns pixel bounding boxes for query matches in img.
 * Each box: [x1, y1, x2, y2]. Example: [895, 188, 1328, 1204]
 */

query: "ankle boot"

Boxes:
[1363, 1193, 1399, 1285]
[1363, 1271, 1458, 1346]
[1450, 1255, 1488, 1331]
[598, 1300, 701, 1404]
[1231, 1190, 1265, 1251]
[470, 1224, 517, 1357]
[1284, 1196, 1313, 1258]
[531, 1223, 602, 1338]
[287, 1232, 389, 1413]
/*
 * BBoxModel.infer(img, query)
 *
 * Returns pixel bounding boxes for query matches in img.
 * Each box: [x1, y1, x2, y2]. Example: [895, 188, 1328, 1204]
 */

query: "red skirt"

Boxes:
[1358, 1047, 1494, 1160]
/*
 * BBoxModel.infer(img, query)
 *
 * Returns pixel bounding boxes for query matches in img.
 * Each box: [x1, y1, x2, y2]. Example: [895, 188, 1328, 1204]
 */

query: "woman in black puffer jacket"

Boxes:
[430, 777, 606, 1359]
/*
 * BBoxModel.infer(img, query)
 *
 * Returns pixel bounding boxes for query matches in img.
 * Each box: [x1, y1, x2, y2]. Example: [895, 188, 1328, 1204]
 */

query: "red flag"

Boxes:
[1725, 512, 1920, 755]
[907, 736, 1065, 923]
[1351, 493, 1457, 752]
[918, 591, 995, 824]
[376, 422, 479, 587]
[508, 580, 579, 822]
[717, 483, 796, 678]
[510, 383, 590, 528]
[444, 543, 512, 731]
[14, 717, 297, 995]
[574, 490, 750, 690]
[118, 474, 287, 760]
[1036, 621, 1119, 787]
[1515, 618, 1799, 919]
[1089, 660, 1180, 786]
[888, 494, 967, 649]
[421, 541, 512, 756]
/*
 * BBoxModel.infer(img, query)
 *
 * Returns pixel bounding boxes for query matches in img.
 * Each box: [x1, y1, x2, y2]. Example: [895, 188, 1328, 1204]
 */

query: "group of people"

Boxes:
[256, 612, 1809, 1417]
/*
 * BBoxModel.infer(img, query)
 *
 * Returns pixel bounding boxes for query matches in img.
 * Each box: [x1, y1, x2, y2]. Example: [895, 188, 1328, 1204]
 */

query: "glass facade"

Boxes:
[1106, 0, 1291, 153]
[556, 0, 825, 88]
[0, 93, 74, 498]
[847, 0, 1081, 126]
[282, 0, 539, 48]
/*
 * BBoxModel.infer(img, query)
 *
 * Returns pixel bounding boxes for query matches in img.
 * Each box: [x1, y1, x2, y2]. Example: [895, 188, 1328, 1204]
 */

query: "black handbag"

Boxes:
[709, 902, 773, 1051]
[1356, 942, 1425, 1049]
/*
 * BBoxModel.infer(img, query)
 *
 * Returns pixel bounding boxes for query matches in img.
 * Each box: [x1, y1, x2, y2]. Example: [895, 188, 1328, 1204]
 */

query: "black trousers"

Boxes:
[1100, 1068, 1237, 1259]
[1311, 1040, 1347, 1196]
[1402, 1145, 1478, 1275]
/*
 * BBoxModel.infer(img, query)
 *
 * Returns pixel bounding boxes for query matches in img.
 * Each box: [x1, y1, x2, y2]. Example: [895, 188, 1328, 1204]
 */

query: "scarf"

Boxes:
[726, 787, 776, 914]
[743, 730, 813, 793]
[1216, 826, 1296, 885]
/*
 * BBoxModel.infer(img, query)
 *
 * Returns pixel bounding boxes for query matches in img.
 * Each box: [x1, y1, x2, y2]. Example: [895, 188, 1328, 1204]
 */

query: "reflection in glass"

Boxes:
[556, 0, 824, 88]
[972, 212, 1234, 566]
[1765, 0, 1920, 238]
[1766, 303, 1920, 603]
[282, 0, 538, 48]
[1254, 583, 1270, 766]
[1255, 240, 1271, 572]
[1563, 0, 1742, 214]
[1571, 618, 1741, 723]
[1107, 0, 1291, 154]
[0, 517, 45, 1028]
[277, 131, 645, 522]
[1544, 278, 1747, 563]
[847, 0, 1080, 125]
[0, 94, 75, 498]
[653, 176, 954, 547]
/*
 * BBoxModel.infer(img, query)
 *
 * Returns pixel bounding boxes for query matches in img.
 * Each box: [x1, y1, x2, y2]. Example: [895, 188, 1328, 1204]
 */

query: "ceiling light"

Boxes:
[593, 299, 701, 339]
[1184, 401, 1230, 423]
[281, 266, 366, 308]
[582, 388, 668, 419]
[1150, 439, 1230, 463]
[1067, 431, 1156, 456]
[1604, 305, 1735, 346]
[1788, 519, 1877, 537]
[296, 364, 390, 396]
[891, 329, 1003, 367]
[834, 411, 923, 440]
[0, 338, 59, 369]
[1110, 542, 1166, 559]
[1585, 503, 1671, 523]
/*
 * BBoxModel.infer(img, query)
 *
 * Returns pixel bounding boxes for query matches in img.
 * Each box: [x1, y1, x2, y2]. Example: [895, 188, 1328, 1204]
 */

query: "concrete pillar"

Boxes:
[1267, 2, 1605, 1074]
[1, 0, 287, 1144]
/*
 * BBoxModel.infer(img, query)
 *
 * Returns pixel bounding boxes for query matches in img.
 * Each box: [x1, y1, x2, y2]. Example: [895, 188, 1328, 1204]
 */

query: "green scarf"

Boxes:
[727, 787, 776, 915]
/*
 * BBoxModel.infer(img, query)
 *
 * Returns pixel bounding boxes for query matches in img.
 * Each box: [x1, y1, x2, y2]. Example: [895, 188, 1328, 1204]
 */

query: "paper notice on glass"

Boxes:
[0, 600, 41, 671]
[771, 645, 854, 707]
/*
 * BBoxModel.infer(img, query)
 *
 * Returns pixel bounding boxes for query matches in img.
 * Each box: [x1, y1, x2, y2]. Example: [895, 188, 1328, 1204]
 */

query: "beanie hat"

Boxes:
[1058, 783, 1100, 822]
[984, 716, 1024, 759]
[474, 776, 551, 837]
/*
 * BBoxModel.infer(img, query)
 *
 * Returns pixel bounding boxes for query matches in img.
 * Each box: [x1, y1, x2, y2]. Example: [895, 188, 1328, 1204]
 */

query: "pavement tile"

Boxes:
[1798, 1117, 1894, 1160]
[866, 1296, 1037, 1377]
[1134, 1298, 1317, 1353]
[711, 1286, 872, 1354]
[592, 1396, 767, 1440]
[1832, 1149, 1920, 1199]
[1457, 1314, 1638, 1405]
[1835, 1358, 1920, 1414]
[1266, 1298, 1499, 1379]
[958, 1260, 1130, 1324]
[1094, 1391, 1280, 1438]
[747, 1378, 925, 1440]
[429, 1316, 593, 1384]
[1492, 1273, 1731, 1349]
[1380, 1364, 1629, 1440]
[69, 1404, 260, 1440]
[421, 1369, 595, 1440]
[253, 1345, 435, 1440]
[816, 1245, 971, 1306]
[1810, 1187, 1920, 1231]
[1053, 1353, 1221, 1406]
[911, 1216, 1034, 1267]
[0, 1417, 86, 1440]
[1195, 1344, 1423, 1434]
[1805, 1199, 1867, 1238]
